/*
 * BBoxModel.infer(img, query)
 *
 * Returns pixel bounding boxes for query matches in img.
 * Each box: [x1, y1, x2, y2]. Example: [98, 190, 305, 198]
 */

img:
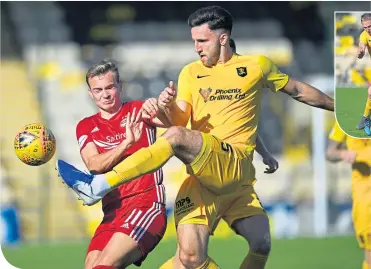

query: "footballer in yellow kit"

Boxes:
[359, 30, 371, 57]
[357, 13, 371, 132]
[327, 122, 371, 268]
[174, 53, 288, 231]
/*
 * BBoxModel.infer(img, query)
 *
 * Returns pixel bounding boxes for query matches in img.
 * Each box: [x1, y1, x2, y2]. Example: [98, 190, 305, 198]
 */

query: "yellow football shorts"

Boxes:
[174, 132, 266, 233]
[352, 180, 371, 250]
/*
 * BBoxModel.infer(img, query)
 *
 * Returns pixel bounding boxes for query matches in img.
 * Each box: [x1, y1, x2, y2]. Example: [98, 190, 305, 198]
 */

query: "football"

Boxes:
[14, 123, 56, 166]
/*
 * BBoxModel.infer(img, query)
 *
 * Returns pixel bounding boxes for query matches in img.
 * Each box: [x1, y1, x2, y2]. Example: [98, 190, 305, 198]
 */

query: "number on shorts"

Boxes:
[221, 142, 233, 153]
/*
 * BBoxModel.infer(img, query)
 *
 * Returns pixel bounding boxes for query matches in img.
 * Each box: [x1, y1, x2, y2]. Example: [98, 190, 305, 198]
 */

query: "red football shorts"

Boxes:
[87, 189, 167, 266]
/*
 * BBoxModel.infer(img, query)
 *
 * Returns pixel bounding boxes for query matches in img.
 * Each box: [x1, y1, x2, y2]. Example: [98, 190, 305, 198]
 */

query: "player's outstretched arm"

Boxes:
[357, 42, 366, 59]
[255, 134, 279, 174]
[255, 133, 270, 158]
[80, 109, 143, 174]
[158, 81, 192, 127]
[152, 109, 173, 128]
[357, 31, 367, 59]
[142, 97, 172, 128]
[280, 78, 334, 111]
[81, 140, 134, 174]
[164, 100, 191, 127]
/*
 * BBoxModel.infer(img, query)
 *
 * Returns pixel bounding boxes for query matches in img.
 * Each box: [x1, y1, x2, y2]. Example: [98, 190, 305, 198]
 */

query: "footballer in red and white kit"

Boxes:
[77, 100, 166, 267]
[64, 60, 172, 269]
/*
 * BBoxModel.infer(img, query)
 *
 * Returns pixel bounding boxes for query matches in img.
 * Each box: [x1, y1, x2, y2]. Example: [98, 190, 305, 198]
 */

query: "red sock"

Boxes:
[92, 266, 117, 269]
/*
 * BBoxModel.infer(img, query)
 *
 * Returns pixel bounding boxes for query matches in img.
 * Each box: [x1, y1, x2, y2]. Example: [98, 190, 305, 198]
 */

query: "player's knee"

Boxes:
[179, 247, 206, 268]
[85, 252, 100, 269]
[249, 235, 271, 256]
[85, 260, 95, 269]
[93, 256, 118, 268]
[84, 262, 93, 269]
[162, 126, 187, 147]
[368, 86, 371, 98]
[179, 252, 203, 268]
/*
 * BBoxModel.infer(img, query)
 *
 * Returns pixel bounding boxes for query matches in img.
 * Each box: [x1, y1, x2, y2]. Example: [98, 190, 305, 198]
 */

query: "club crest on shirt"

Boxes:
[236, 66, 247, 77]
[199, 87, 212, 103]
[120, 116, 127, 128]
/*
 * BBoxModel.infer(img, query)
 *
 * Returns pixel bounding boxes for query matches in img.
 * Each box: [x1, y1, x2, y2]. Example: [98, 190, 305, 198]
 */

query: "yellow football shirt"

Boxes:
[329, 122, 371, 183]
[176, 54, 289, 154]
[360, 30, 371, 57]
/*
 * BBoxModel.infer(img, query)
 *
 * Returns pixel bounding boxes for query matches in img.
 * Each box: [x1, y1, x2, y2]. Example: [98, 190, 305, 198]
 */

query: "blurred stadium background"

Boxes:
[1, 1, 370, 269]
[335, 11, 371, 137]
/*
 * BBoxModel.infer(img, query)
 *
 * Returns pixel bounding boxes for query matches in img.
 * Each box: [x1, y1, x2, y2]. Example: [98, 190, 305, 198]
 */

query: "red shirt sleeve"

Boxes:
[76, 118, 93, 152]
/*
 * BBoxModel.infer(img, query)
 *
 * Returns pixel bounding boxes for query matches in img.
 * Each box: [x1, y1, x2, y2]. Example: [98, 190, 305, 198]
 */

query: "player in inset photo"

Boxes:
[335, 12, 371, 138]
[356, 13, 371, 136]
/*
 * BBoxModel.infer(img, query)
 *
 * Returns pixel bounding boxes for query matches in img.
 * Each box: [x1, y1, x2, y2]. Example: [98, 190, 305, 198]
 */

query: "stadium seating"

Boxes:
[0, 61, 89, 241]
[0, 61, 43, 241]
[339, 36, 355, 48]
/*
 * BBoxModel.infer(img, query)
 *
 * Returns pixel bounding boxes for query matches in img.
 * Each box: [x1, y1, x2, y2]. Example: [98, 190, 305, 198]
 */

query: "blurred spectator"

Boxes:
[0, 155, 21, 246]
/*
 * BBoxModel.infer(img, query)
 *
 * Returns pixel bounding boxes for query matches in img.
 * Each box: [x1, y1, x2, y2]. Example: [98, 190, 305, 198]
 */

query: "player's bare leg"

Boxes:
[92, 232, 142, 268]
[364, 249, 371, 269]
[160, 245, 187, 269]
[177, 223, 220, 268]
[163, 126, 203, 164]
[357, 86, 371, 130]
[173, 246, 187, 269]
[85, 250, 101, 269]
[232, 215, 271, 269]
[362, 86, 371, 135]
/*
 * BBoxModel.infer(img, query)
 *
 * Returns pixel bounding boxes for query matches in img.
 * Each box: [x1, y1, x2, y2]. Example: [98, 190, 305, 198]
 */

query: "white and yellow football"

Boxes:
[14, 123, 56, 166]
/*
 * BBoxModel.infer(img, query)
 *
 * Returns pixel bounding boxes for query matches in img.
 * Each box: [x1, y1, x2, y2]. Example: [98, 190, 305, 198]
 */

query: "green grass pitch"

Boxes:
[336, 87, 370, 138]
[2, 236, 363, 269]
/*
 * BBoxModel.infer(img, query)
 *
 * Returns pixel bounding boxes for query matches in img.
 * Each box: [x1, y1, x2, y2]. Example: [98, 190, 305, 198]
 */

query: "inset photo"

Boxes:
[335, 11, 371, 138]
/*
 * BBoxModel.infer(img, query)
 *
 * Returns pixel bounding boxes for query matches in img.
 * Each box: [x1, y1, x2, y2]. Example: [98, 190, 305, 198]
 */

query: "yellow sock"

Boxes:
[363, 260, 371, 269]
[196, 256, 220, 269]
[363, 98, 371, 117]
[104, 137, 174, 188]
[240, 251, 268, 269]
[159, 257, 174, 269]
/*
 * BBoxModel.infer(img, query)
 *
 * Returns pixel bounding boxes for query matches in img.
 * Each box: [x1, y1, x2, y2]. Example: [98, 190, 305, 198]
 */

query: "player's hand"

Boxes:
[340, 150, 357, 164]
[357, 49, 365, 59]
[158, 81, 177, 110]
[262, 153, 279, 174]
[125, 107, 143, 146]
[142, 98, 159, 119]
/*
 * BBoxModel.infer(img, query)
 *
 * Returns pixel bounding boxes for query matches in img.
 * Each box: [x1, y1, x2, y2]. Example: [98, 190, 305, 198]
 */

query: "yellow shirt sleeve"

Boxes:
[176, 65, 193, 105]
[360, 31, 368, 45]
[258, 55, 289, 92]
[328, 122, 346, 143]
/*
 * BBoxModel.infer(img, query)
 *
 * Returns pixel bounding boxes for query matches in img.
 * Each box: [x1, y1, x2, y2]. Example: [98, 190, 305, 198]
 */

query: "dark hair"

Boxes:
[361, 13, 371, 22]
[188, 6, 234, 33]
[229, 38, 236, 53]
[86, 60, 120, 88]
